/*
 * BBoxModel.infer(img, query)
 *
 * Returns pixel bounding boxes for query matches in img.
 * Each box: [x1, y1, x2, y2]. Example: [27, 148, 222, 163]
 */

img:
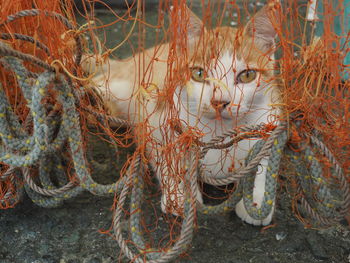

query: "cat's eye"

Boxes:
[190, 67, 206, 82]
[237, 69, 257, 83]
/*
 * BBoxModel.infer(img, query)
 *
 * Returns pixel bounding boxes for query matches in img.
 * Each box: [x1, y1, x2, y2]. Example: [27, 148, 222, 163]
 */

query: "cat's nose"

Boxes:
[210, 99, 230, 111]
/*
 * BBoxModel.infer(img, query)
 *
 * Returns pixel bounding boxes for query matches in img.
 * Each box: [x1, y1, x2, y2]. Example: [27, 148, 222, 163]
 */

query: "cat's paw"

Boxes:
[235, 199, 274, 226]
[234, 157, 275, 226]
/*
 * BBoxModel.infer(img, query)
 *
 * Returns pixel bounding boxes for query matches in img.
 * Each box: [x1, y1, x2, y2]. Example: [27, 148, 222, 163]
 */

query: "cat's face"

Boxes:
[175, 5, 278, 124]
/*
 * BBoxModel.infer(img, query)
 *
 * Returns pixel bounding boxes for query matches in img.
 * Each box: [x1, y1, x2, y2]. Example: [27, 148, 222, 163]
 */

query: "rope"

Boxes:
[0, 33, 50, 55]
[23, 167, 75, 196]
[199, 123, 287, 185]
[113, 151, 198, 263]
[284, 134, 350, 226]
[0, 53, 125, 207]
[196, 124, 287, 216]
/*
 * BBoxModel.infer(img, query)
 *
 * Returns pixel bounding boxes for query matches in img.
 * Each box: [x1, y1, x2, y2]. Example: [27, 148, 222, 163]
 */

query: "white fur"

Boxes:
[174, 51, 277, 224]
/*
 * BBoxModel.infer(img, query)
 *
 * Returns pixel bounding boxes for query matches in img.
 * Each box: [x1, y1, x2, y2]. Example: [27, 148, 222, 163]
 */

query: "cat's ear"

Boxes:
[244, 3, 279, 51]
[169, 5, 204, 40]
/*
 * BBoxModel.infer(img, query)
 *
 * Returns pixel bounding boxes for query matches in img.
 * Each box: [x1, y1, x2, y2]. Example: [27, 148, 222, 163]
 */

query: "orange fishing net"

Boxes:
[0, 0, 349, 261]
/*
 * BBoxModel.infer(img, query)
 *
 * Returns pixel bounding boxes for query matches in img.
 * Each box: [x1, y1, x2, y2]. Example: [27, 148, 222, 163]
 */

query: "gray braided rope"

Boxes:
[294, 177, 335, 226]
[200, 123, 267, 150]
[0, 33, 50, 55]
[0, 43, 55, 71]
[310, 134, 350, 217]
[282, 128, 349, 227]
[303, 146, 336, 216]
[22, 167, 75, 196]
[113, 151, 198, 263]
[197, 126, 287, 216]
[0, 51, 124, 206]
[0, 166, 17, 182]
[24, 182, 84, 208]
[0, 70, 53, 167]
[0, 27, 130, 209]
[199, 123, 287, 185]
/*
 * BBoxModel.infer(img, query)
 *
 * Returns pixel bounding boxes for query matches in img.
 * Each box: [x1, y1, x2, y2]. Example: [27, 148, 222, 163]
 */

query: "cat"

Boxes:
[87, 3, 280, 226]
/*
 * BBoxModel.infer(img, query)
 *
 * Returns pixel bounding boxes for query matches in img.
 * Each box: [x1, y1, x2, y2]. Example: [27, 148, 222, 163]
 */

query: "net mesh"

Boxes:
[0, 0, 349, 261]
